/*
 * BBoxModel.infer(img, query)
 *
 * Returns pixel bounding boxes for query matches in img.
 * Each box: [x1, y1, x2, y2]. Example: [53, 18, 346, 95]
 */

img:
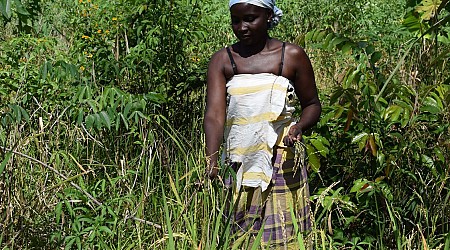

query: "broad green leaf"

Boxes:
[341, 42, 353, 54]
[98, 226, 113, 235]
[146, 92, 166, 104]
[40, 61, 48, 80]
[85, 114, 95, 129]
[76, 109, 84, 125]
[99, 111, 111, 130]
[416, 0, 442, 21]
[306, 144, 320, 172]
[350, 179, 370, 193]
[351, 132, 368, 144]
[422, 154, 438, 178]
[123, 102, 132, 118]
[384, 105, 403, 122]
[19, 106, 29, 122]
[370, 51, 382, 65]
[0, 0, 12, 19]
[330, 37, 348, 49]
[345, 69, 360, 88]
[12, 105, 21, 122]
[434, 148, 445, 162]
[421, 96, 441, 114]
[334, 105, 345, 119]
[420, 105, 440, 115]
[13, 0, 29, 16]
[310, 138, 329, 157]
[304, 30, 315, 42]
[322, 33, 334, 50]
[430, 92, 443, 109]
[330, 86, 345, 105]
[352, 132, 368, 151]
[314, 30, 327, 42]
[401, 108, 411, 127]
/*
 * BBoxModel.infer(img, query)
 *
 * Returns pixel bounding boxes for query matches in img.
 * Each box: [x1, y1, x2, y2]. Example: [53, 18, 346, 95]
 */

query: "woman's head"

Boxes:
[229, 0, 282, 29]
[229, 3, 271, 45]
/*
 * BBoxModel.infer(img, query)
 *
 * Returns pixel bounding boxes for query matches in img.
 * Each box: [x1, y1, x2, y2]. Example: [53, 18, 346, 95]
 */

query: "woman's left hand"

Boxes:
[283, 124, 302, 147]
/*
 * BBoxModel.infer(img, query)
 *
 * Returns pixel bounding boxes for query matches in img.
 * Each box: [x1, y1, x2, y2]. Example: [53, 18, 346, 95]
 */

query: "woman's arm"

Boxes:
[283, 44, 322, 146]
[204, 50, 227, 178]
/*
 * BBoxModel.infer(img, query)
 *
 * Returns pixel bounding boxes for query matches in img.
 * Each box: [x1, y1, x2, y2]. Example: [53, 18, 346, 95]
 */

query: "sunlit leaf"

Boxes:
[310, 138, 329, 157]
[416, 0, 442, 21]
[306, 144, 320, 172]
[384, 105, 403, 121]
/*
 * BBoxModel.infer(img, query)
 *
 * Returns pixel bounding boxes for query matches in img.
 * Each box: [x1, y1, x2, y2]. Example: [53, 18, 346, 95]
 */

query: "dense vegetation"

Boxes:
[1, 0, 449, 249]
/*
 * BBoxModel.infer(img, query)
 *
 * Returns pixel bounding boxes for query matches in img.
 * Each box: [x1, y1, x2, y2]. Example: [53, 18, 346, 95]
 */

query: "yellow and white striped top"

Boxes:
[223, 73, 296, 191]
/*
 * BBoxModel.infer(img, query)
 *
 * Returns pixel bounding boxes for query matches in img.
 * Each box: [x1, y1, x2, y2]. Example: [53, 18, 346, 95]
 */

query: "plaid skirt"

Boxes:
[224, 147, 311, 249]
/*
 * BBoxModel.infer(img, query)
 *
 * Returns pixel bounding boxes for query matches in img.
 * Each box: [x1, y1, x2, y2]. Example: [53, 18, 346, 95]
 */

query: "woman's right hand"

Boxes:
[207, 162, 219, 179]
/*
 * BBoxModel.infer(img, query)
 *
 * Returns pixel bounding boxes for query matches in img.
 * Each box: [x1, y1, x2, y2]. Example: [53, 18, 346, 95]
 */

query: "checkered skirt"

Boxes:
[225, 146, 311, 249]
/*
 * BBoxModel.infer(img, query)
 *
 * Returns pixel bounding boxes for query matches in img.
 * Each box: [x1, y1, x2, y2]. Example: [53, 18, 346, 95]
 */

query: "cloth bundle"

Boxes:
[223, 74, 295, 192]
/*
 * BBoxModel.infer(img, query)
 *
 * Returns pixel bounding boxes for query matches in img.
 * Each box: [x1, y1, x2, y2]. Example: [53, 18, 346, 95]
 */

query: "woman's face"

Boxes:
[230, 3, 271, 45]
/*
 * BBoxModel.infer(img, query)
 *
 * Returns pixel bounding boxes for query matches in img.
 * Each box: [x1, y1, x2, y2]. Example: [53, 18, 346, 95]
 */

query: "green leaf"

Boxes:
[350, 179, 367, 193]
[330, 86, 345, 105]
[422, 154, 438, 178]
[85, 114, 95, 129]
[250, 221, 265, 250]
[351, 132, 368, 144]
[55, 202, 63, 224]
[330, 37, 348, 49]
[0, 0, 12, 19]
[0, 152, 12, 175]
[384, 105, 403, 122]
[161, 185, 175, 249]
[145, 92, 166, 104]
[65, 236, 76, 250]
[370, 51, 382, 65]
[98, 226, 113, 235]
[352, 132, 368, 151]
[421, 96, 441, 114]
[19, 106, 29, 122]
[322, 33, 334, 50]
[434, 148, 445, 162]
[315, 30, 327, 42]
[306, 144, 320, 172]
[13, 0, 29, 16]
[304, 30, 315, 42]
[416, 0, 442, 21]
[99, 111, 111, 130]
[310, 138, 329, 157]
[123, 102, 132, 118]
[76, 109, 84, 125]
[341, 42, 353, 54]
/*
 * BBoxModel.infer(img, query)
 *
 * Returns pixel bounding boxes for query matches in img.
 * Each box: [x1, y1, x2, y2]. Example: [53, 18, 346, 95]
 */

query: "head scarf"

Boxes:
[229, 0, 283, 28]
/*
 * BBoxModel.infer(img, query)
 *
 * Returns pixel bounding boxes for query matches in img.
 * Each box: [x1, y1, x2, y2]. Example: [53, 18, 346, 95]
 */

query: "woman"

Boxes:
[204, 0, 321, 248]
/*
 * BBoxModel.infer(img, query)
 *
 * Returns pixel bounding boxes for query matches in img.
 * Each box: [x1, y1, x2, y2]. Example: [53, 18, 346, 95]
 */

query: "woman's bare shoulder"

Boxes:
[208, 47, 236, 80]
[284, 42, 309, 60]
[209, 47, 230, 65]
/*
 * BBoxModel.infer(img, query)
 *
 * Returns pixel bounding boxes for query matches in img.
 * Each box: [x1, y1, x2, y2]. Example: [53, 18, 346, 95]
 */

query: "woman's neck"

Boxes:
[235, 36, 272, 58]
